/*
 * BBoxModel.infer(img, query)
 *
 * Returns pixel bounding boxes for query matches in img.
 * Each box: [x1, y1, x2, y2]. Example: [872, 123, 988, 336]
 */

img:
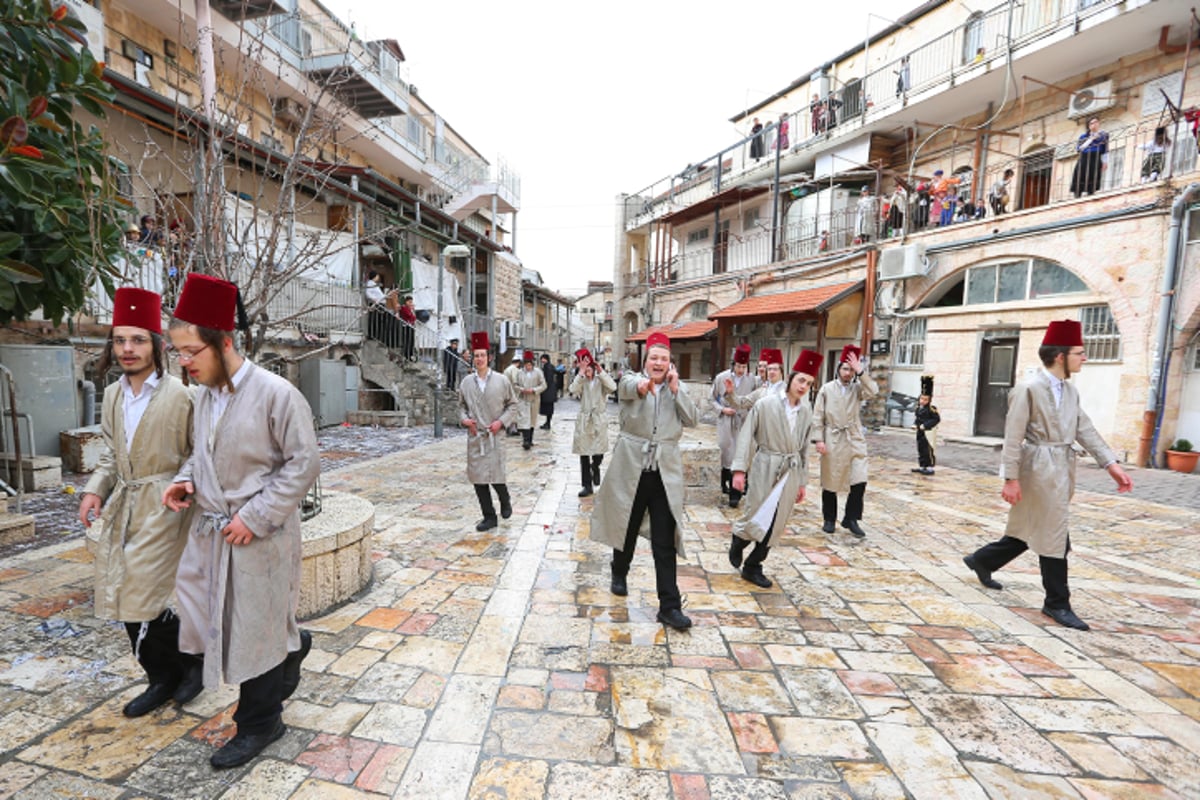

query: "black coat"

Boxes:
[540, 363, 557, 406]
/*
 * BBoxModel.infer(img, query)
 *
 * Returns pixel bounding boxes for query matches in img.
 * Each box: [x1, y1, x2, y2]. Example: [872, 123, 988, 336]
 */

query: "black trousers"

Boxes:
[123, 608, 188, 686]
[521, 428, 534, 447]
[722, 467, 745, 506]
[823, 483, 866, 523]
[732, 509, 778, 574]
[969, 535, 1071, 610]
[611, 470, 681, 612]
[473, 483, 511, 519]
[233, 659, 286, 736]
[916, 430, 935, 468]
[580, 455, 603, 489]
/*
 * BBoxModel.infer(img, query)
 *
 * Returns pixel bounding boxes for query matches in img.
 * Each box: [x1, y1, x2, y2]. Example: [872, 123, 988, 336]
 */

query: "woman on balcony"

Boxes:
[1070, 117, 1108, 198]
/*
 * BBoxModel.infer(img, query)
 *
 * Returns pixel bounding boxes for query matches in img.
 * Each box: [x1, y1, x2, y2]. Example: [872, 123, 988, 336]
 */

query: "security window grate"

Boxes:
[1080, 305, 1120, 362]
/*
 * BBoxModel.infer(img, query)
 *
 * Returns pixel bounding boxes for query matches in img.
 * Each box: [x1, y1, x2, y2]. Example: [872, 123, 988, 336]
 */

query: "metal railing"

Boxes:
[296, 12, 411, 99]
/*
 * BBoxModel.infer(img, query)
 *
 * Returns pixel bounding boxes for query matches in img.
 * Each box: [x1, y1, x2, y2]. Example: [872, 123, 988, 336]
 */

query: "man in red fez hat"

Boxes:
[711, 343, 761, 507]
[963, 319, 1132, 631]
[813, 343, 878, 538]
[162, 273, 321, 768]
[502, 349, 524, 437]
[590, 331, 698, 630]
[79, 287, 203, 718]
[729, 350, 822, 587]
[513, 349, 547, 450]
[458, 330, 518, 530]
[569, 348, 616, 497]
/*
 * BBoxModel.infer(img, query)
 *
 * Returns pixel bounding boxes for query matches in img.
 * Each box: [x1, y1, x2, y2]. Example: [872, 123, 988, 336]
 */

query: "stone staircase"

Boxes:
[353, 340, 460, 427]
[0, 493, 36, 548]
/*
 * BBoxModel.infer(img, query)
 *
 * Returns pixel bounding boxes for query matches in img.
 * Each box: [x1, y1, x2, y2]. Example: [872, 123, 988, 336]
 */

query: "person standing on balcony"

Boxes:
[1071, 117, 1109, 197]
[813, 345, 877, 538]
[458, 331, 518, 532]
[397, 295, 417, 361]
[932, 170, 961, 226]
[570, 349, 616, 498]
[514, 351, 547, 450]
[591, 332, 697, 631]
[539, 353, 557, 430]
[749, 117, 765, 161]
[887, 180, 908, 236]
[775, 112, 790, 151]
[913, 180, 932, 229]
[961, 320, 1133, 631]
[363, 271, 398, 349]
[728, 350, 822, 588]
[895, 55, 911, 100]
[1139, 127, 1170, 182]
[161, 274, 320, 769]
[712, 344, 759, 508]
[809, 95, 825, 136]
[855, 187, 880, 243]
[79, 288, 203, 719]
[912, 375, 940, 476]
[989, 169, 1014, 216]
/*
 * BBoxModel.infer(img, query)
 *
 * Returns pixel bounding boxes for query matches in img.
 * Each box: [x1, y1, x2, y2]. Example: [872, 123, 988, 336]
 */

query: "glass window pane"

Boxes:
[1030, 261, 1087, 297]
[966, 265, 996, 304]
[998, 262, 1028, 302]
[988, 346, 1015, 384]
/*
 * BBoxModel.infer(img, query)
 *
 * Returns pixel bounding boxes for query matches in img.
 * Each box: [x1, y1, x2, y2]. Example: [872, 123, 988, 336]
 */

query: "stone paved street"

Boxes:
[1, 398, 1199, 799]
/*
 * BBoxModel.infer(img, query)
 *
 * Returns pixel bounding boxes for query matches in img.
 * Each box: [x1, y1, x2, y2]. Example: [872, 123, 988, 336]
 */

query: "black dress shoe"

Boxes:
[822, 519, 835, 534]
[742, 569, 773, 588]
[728, 536, 748, 569]
[281, 630, 312, 701]
[610, 574, 628, 596]
[912, 467, 925, 473]
[963, 555, 1003, 590]
[841, 519, 866, 538]
[578, 486, 593, 497]
[1042, 606, 1090, 631]
[656, 608, 693, 630]
[728, 498, 740, 509]
[210, 720, 287, 769]
[123, 682, 176, 718]
[500, 499, 512, 519]
[476, 516, 498, 531]
[173, 662, 204, 705]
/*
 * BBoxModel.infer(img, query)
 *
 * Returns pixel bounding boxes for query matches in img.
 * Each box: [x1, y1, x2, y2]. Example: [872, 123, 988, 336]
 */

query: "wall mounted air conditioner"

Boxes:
[878, 243, 930, 281]
[1068, 80, 1116, 119]
[273, 97, 305, 127]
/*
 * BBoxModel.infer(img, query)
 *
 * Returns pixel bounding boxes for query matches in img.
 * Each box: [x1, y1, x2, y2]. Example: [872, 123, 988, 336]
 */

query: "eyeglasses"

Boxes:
[166, 344, 210, 362]
[112, 335, 151, 348]
[1068, 349, 1086, 357]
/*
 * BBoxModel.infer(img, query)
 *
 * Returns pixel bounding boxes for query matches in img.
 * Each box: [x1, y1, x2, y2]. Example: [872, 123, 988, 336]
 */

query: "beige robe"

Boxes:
[512, 365, 547, 429]
[458, 369, 519, 484]
[1001, 372, 1115, 558]
[86, 375, 195, 622]
[589, 374, 697, 557]
[570, 370, 616, 456]
[711, 369, 760, 469]
[731, 393, 812, 543]
[812, 373, 879, 492]
[174, 362, 321, 687]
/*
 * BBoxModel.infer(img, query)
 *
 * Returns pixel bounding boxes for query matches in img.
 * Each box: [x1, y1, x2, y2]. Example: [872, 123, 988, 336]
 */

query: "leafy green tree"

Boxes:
[0, 0, 124, 324]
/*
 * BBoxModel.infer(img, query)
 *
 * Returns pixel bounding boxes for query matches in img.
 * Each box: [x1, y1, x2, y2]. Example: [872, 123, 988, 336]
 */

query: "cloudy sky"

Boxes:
[326, 0, 901, 297]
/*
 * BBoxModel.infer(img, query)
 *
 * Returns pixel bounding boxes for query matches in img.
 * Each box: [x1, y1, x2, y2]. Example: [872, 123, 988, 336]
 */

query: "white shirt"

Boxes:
[474, 368, 492, 393]
[364, 280, 385, 305]
[206, 358, 251, 449]
[1041, 368, 1065, 409]
[120, 371, 161, 450]
[785, 396, 803, 431]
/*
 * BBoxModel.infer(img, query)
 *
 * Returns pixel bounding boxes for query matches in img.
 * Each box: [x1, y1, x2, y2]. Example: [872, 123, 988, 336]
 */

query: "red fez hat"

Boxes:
[760, 348, 783, 366]
[733, 344, 751, 365]
[575, 348, 594, 367]
[840, 344, 861, 363]
[646, 331, 671, 350]
[1043, 320, 1083, 347]
[469, 331, 489, 351]
[792, 349, 823, 378]
[521, 350, 534, 363]
[174, 273, 237, 331]
[112, 287, 162, 334]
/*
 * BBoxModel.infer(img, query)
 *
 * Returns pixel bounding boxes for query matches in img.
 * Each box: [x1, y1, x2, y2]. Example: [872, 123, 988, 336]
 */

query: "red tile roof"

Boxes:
[708, 281, 863, 320]
[625, 319, 718, 343]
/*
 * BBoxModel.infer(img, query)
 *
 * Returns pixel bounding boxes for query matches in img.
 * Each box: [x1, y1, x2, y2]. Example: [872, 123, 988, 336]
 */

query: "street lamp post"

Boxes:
[434, 243, 472, 439]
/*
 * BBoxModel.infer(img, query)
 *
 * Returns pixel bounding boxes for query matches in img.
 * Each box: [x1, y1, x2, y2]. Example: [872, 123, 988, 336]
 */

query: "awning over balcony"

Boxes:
[626, 320, 718, 343]
[658, 184, 771, 227]
[709, 281, 863, 322]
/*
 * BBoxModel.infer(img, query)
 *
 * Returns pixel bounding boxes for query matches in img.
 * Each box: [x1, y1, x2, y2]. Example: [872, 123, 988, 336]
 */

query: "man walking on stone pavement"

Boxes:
[590, 332, 697, 631]
[569, 348, 616, 497]
[539, 353, 557, 430]
[503, 351, 523, 436]
[813, 345, 878, 538]
[79, 287, 203, 719]
[711, 343, 759, 508]
[458, 331, 519, 532]
[726, 348, 786, 412]
[962, 320, 1133, 631]
[513, 351, 547, 450]
[729, 350, 823, 588]
[913, 375, 941, 475]
[161, 274, 321, 769]
[443, 337, 461, 389]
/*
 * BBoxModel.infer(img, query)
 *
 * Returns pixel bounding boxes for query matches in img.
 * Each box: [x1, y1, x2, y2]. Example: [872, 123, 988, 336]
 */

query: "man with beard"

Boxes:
[162, 274, 320, 769]
[458, 331, 519, 531]
[711, 344, 759, 508]
[590, 332, 697, 630]
[962, 320, 1133, 631]
[569, 348, 616, 497]
[79, 287, 202, 718]
[813, 345, 877, 538]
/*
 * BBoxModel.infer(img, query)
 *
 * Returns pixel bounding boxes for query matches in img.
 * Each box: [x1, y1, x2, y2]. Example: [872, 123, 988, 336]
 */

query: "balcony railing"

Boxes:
[624, 0, 1123, 231]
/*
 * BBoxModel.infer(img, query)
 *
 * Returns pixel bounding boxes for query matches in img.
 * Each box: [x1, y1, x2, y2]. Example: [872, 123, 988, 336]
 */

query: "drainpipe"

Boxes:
[1140, 182, 1200, 467]
[79, 380, 96, 427]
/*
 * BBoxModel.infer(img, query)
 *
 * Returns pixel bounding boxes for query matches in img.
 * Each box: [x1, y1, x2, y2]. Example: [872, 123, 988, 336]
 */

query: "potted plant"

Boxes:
[1165, 439, 1199, 474]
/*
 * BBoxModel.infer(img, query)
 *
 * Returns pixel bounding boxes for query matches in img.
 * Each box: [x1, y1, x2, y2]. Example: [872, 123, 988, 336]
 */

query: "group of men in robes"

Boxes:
[83, 275, 321, 770]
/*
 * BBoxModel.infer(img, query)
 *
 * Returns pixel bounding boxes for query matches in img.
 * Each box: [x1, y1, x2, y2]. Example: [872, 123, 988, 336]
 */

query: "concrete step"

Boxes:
[0, 454, 64, 491]
[0, 511, 36, 547]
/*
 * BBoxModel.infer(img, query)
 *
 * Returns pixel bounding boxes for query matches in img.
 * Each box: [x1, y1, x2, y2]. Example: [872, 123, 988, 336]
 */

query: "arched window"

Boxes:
[962, 12, 985, 65]
[919, 258, 1088, 308]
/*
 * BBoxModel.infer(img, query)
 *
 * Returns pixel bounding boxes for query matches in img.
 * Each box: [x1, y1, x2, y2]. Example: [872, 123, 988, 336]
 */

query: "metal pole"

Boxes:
[434, 249, 445, 438]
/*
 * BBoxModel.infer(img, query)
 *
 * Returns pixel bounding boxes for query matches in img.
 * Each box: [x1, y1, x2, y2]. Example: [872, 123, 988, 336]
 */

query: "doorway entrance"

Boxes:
[974, 331, 1019, 437]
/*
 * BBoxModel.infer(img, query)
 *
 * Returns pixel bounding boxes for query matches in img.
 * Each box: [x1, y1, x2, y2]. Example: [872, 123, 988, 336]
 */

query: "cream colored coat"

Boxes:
[812, 373, 879, 492]
[1001, 371, 1115, 558]
[174, 363, 320, 687]
[570, 370, 616, 456]
[86, 375, 195, 622]
[512, 365, 547, 429]
[731, 392, 812, 543]
[711, 368, 760, 468]
[590, 374, 697, 557]
[458, 369, 519, 483]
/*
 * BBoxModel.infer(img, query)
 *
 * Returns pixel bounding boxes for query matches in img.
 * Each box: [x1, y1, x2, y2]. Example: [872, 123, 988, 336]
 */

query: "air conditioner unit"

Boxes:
[878, 243, 930, 281]
[1068, 80, 1116, 119]
[273, 97, 305, 127]
[505, 320, 523, 338]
